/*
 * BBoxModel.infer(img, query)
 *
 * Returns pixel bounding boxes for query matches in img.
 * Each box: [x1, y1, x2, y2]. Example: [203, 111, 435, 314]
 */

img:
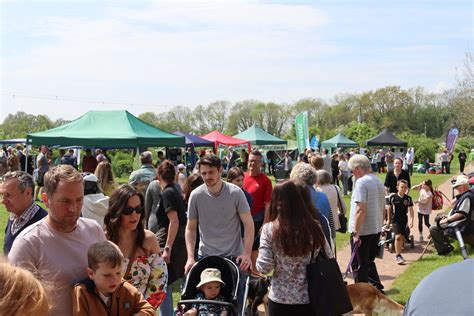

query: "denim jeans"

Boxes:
[160, 287, 174, 316]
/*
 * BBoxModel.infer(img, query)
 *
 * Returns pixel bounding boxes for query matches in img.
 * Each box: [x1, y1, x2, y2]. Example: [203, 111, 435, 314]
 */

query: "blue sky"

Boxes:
[1, 0, 472, 121]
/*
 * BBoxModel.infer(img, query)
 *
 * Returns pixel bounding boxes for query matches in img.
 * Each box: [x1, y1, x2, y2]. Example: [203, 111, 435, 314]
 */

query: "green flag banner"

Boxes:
[295, 112, 310, 153]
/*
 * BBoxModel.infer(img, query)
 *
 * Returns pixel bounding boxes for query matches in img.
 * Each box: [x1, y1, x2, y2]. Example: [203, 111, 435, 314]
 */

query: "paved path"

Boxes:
[336, 174, 457, 291]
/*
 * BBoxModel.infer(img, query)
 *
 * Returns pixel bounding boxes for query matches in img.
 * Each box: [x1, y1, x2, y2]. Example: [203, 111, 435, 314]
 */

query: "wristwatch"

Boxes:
[164, 246, 171, 252]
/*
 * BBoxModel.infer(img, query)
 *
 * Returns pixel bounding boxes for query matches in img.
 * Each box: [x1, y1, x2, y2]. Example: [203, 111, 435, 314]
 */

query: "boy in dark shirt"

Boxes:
[388, 180, 414, 265]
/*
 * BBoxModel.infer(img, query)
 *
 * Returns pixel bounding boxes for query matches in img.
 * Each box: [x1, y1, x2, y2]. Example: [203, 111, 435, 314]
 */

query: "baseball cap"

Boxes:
[178, 163, 186, 170]
[82, 173, 98, 182]
[451, 175, 468, 188]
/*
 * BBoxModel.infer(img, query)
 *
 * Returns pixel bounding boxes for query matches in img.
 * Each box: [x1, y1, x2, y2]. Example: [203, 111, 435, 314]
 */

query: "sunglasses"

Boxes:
[122, 206, 144, 216]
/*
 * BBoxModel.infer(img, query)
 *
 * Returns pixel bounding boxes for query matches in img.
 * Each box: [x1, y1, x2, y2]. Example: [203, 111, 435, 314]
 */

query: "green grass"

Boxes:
[386, 243, 471, 305]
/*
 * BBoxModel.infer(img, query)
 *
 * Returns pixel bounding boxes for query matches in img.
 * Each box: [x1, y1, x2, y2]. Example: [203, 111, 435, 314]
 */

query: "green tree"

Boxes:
[344, 122, 377, 146]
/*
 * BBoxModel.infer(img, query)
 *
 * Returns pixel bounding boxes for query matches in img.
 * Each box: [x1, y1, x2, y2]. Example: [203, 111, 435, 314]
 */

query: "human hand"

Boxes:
[162, 250, 171, 264]
[184, 258, 196, 275]
[352, 234, 361, 247]
[236, 253, 252, 271]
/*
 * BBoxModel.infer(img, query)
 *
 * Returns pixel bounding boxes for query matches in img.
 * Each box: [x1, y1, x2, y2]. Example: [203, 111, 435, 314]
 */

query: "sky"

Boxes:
[1, 0, 472, 121]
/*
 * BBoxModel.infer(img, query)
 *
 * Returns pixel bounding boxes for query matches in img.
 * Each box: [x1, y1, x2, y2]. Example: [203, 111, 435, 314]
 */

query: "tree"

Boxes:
[344, 122, 377, 147]
[206, 101, 230, 132]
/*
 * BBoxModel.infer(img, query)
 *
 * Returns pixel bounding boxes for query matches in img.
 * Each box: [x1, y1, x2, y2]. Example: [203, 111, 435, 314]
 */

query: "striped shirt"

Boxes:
[349, 173, 384, 236]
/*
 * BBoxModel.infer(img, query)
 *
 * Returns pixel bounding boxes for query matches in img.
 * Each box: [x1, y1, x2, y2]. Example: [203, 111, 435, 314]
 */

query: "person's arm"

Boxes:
[352, 202, 367, 244]
[408, 206, 414, 228]
[162, 210, 179, 264]
[256, 224, 274, 274]
[184, 218, 198, 274]
[237, 211, 254, 270]
[263, 178, 273, 224]
[263, 201, 270, 224]
[131, 285, 157, 316]
[72, 285, 90, 316]
[386, 202, 392, 227]
[440, 199, 470, 225]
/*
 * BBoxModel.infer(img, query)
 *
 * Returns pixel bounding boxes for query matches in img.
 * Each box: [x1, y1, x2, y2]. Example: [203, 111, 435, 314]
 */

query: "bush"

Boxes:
[113, 159, 133, 178]
[399, 132, 439, 163]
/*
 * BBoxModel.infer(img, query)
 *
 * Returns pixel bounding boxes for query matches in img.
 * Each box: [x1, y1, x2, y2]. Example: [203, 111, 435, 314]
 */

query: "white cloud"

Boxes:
[433, 81, 451, 94]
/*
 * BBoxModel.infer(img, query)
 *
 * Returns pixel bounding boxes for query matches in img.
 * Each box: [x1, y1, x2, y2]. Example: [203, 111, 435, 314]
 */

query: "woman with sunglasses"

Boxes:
[104, 184, 168, 309]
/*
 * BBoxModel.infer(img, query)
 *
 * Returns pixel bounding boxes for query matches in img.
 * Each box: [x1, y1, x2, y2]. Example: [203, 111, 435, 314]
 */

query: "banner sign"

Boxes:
[445, 127, 459, 153]
[295, 112, 310, 153]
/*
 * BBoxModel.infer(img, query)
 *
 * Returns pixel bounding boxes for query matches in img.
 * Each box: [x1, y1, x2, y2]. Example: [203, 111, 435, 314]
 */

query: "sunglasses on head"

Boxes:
[122, 206, 144, 216]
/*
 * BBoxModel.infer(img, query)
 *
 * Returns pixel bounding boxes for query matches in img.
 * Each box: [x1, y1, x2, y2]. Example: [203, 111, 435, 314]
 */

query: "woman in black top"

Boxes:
[384, 158, 411, 194]
[156, 160, 187, 316]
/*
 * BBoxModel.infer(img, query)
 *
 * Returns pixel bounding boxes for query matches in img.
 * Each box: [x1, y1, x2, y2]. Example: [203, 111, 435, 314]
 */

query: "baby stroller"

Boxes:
[177, 256, 249, 316]
[381, 224, 414, 253]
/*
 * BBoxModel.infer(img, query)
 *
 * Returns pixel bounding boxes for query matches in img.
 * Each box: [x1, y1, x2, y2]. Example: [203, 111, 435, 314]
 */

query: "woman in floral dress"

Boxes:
[104, 184, 168, 309]
[256, 180, 332, 316]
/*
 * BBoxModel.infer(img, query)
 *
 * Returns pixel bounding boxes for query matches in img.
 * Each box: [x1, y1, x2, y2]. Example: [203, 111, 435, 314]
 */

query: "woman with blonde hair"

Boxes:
[95, 161, 118, 196]
[0, 257, 50, 315]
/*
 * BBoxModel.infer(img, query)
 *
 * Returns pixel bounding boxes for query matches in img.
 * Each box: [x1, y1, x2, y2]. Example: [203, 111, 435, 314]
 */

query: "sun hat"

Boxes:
[178, 163, 186, 170]
[196, 268, 226, 288]
[451, 175, 469, 188]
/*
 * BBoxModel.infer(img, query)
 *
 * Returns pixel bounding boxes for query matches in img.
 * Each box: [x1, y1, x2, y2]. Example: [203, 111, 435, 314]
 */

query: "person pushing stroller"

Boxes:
[183, 268, 229, 316]
[387, 180, 414, 264]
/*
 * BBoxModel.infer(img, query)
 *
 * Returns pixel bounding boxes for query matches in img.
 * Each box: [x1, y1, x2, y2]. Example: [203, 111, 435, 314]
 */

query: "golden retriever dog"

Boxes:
[346, 283, 404, 316]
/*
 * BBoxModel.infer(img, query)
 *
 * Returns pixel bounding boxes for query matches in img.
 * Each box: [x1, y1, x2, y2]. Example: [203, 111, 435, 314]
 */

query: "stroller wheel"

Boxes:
[389, 242, 395, 253]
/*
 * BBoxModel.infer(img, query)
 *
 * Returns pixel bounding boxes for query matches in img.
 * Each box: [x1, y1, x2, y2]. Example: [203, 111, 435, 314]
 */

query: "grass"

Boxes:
[386, 243, 470, 305]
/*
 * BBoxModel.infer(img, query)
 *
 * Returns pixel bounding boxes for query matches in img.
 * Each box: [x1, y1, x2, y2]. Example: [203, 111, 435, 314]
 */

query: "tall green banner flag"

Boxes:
[295, 112, 310, 153]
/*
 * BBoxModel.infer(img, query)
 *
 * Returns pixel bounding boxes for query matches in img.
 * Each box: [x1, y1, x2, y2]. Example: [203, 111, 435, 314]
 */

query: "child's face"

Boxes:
[421, 182, 429, 190]
[200, 281, 222, 300]
[230, 175, 244, 188]
[87, 262, 122, 295]
[397, 183, 408, 195]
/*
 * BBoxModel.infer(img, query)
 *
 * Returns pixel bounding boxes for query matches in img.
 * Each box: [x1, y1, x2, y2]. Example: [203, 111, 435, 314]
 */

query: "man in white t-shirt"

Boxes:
[348, 154, 385, 293]
[9, 165, 105, 316]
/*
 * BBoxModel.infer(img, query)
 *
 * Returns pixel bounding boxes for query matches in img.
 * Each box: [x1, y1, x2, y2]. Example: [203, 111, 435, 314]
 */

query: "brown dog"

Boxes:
[346, 283, 404, 315]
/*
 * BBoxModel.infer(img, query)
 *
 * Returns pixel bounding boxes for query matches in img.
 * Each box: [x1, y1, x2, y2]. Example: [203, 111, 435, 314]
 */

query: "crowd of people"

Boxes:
[0, 143, 473, 315]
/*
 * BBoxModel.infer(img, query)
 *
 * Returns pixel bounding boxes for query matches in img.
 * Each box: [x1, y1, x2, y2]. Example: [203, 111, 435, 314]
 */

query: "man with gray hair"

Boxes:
[9, 165, 106, 315]
[128, 151, 157, 196]
[1, 171, 48, 254]
[348, 154, 385, 293]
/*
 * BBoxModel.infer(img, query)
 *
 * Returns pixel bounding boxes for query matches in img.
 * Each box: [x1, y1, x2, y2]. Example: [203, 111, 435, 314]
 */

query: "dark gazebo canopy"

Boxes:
[366, 128, 407, 147]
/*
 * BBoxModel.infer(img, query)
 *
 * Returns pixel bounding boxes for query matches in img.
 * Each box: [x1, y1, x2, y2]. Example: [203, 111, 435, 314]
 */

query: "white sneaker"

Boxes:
[396, 255, 406, 265]
[419, 236, 424, 242]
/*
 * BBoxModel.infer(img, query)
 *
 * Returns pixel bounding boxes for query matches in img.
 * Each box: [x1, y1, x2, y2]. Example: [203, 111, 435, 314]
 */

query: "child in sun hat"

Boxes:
[184, 268, 228, 316]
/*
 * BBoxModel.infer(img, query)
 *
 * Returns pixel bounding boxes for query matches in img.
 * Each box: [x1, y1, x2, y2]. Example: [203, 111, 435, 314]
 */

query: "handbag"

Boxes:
[335, 186, 347, 233]
[307, 246, 353, 316]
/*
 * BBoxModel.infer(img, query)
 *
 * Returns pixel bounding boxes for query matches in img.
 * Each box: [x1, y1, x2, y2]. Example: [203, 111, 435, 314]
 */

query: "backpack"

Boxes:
[432, 189, 445, 210]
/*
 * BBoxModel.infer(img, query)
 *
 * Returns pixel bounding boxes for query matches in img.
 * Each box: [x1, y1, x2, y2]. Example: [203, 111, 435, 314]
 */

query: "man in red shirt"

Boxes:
[82, 149, 98, 173]
[243, 150, 273, 271]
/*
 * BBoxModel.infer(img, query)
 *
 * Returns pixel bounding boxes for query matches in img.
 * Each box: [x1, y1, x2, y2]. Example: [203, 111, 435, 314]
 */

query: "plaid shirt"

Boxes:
[9, 202, 41, 235]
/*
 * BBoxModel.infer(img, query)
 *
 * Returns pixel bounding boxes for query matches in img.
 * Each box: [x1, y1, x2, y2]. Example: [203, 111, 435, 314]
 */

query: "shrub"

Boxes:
[399, 132, 439, 163]
[113, 159, 133, 178]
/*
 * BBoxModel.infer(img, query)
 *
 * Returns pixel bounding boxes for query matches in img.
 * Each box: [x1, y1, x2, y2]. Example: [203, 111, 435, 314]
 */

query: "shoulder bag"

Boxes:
[307, 246, 353, 315]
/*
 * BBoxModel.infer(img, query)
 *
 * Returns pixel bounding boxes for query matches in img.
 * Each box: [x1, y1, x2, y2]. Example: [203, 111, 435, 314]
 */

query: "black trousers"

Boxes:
[268, 299, 311, 316]
[460, 160, 466, 173]
[418, 213, 430, 233]
[350, 233, 384, 291]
